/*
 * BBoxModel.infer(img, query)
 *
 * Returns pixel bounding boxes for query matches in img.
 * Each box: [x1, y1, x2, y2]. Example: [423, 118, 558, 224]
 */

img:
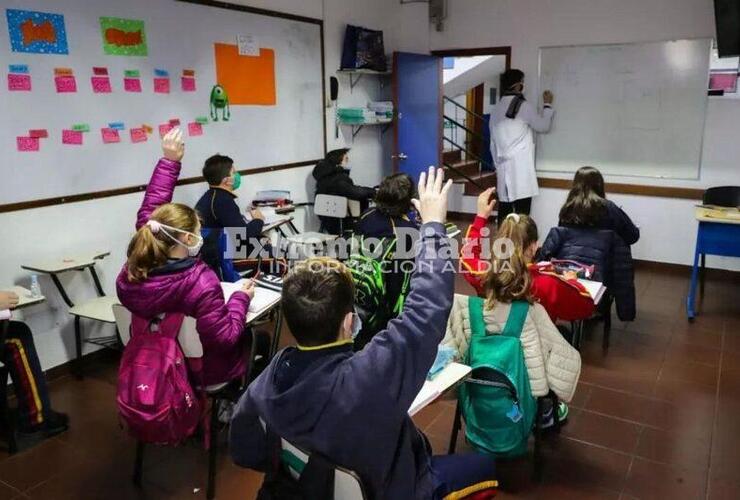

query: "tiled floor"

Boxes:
[0, 265, 737, 499]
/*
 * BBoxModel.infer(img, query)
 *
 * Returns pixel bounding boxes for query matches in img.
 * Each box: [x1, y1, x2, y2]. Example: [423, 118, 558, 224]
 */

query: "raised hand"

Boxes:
[476, 187, 497, 219]
[162, 128, 185, 162]
[411, 166, 453, 225]
[543, 90, 554, 105]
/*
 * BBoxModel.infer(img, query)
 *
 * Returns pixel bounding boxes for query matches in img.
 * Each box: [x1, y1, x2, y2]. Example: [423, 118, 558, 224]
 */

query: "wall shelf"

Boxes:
[337, 68, 392, 91]
[338, 118, 394, 140]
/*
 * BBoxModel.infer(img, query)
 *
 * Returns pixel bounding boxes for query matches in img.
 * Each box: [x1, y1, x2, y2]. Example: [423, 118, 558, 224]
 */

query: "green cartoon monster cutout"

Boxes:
[210, 84, 230, 121]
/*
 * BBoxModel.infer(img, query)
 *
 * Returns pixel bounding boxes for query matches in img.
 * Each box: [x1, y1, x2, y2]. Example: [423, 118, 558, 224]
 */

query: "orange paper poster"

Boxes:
[214, 43, 276, 106]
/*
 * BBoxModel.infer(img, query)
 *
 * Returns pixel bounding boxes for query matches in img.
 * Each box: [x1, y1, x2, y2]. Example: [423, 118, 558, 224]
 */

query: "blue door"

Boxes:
[393, 52, 442, 183]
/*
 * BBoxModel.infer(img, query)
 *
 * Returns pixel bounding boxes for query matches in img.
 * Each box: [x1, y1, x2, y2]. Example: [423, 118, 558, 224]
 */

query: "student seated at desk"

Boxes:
[356, 173, 419, 238]
[195, 154, 267, 282]
[116, 129, 254, 387]
[461, 188, 594, 323]
[230, 168, 498, 500]
[449, 210, 582, 429]
[0, 291, 69, 439]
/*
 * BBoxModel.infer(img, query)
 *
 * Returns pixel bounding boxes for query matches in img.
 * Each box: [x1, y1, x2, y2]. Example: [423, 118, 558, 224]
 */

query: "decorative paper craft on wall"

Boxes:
[91, 66, 112, 93]
[54, 67, 77, 93]
[123, 69, 142, 92]
[214, 43, 276, 105]
[130, 128, 147, 143]
[182, 69, 196, 92]
[100, 17, 147, 56]
[17, 136, 40, 152]
[7, 68, 31, 91]
[6, 9, 69, 55]
[153, 69, 170, 94]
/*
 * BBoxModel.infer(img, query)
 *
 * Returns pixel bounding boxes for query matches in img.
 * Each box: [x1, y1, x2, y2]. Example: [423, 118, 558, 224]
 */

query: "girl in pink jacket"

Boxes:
[116, 129, 254, 386]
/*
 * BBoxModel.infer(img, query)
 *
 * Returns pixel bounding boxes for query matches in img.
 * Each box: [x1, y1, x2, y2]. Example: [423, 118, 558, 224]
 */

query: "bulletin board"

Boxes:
[0, 0, 325, 211]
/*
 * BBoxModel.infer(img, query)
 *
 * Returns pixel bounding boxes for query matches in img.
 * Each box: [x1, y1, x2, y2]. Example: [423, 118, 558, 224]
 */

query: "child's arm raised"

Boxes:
[135, 129, 185, 230]
[350, 167, 456, 410]
[460, 187, 496, 295]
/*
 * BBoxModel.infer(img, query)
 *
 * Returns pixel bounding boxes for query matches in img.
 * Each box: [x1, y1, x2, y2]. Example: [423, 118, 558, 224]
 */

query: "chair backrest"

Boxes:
[315, 194, 349, 218]
[347, 199, 361, 217]
[703, 186, 740, 207]
[280, 439, 369, 500]
[112, 304, 203, 357]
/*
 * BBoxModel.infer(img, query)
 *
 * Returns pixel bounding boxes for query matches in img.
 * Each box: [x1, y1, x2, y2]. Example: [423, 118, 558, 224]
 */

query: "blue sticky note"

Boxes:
[108, 122, 126, 130]
[6, 9, 69, 55]
[154, 68, 169, 77]
[9, 64, 29, 74]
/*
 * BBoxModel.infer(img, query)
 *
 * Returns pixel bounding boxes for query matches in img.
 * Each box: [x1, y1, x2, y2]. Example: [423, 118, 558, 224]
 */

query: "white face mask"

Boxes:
[147, 220, 204, 257]
[350, 311, 363, 340]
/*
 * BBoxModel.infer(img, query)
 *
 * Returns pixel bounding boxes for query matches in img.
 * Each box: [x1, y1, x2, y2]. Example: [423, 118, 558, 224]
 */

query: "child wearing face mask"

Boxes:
[116, 129, 255, 386]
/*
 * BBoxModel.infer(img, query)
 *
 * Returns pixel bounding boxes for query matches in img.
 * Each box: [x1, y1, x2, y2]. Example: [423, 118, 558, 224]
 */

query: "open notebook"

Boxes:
[408, 362, 472, 416]
[578, 278, 606, 305]
[221, 280, 282, 322]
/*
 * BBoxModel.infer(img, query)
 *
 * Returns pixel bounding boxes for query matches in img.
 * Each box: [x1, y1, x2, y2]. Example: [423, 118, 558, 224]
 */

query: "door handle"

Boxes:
[392, 153, 408, 160]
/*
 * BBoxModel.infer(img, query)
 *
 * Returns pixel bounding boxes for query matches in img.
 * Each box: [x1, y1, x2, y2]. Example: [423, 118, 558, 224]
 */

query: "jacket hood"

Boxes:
[312, 160, 344, 182]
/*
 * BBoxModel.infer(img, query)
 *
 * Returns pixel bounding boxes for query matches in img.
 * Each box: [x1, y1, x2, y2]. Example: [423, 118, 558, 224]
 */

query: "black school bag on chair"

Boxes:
[341, 25, 387, 72]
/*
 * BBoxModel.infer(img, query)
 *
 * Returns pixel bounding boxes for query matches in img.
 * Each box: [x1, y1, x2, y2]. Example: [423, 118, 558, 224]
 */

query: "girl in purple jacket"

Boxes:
[116, 129, 254, 386]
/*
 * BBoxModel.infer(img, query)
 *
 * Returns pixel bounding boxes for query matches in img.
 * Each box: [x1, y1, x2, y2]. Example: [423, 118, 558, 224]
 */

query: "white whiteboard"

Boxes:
[0, 0, 324, 207]
[537, 39, 711, 179]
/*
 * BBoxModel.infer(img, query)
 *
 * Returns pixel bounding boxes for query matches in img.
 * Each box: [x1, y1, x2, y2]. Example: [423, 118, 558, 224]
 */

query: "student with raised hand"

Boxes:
[355, 173, 419, 238]
[461, 188, 595, 323]
[230, 167, 498, 500]
[0, 291, 69, 440]
[116, 129, 255, 387]
[195, 154, 267, 282]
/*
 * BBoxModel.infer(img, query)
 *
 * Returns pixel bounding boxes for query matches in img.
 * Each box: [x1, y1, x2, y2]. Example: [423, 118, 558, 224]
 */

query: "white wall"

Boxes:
[413, 0, 740, 270]
[1, 0, 400, 371]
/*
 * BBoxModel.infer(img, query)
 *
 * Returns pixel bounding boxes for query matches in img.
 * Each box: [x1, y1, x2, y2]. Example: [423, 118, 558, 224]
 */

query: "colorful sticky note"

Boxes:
[142, 124, 153, 134]
[187, 122, 203, 137]
[9, 64, 28, 74]
[183, 69, 195, 77]
[62, 129, 83, 145]
[6, 9, 69, 55]
[169, 118, 180, 126]
[100, 17, 147, 56]
[29, 129, 48, 138]
[154, 68, 169, 77]
[214, 43, 276, 105]
[124, 69, 140, 78]
[124, 77, 141, 92]
[153, 77, 170, 94]
[130, 128, 147, 143]
[158, 123, 173, 138]
[16, 136, 39, 152]
[93, 66, 109, 76]
[8, 73, 31, 91]
[181, 76, 196, 92]
[101, 128, 120, 144]
[91, 76, 112, 93]
[195, 116, 209, 125]
[54, 67, 73, 76]
[108, 122, 125, 130]
[72, 123, 90, 132]
[55, 75, 77, 93]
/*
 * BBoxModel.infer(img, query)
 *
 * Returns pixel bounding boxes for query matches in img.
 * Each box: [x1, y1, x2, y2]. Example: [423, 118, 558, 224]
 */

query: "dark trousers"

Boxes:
[2, 321, 53, 429]
[431, 453, 497, 499]
[497, 197, 532, 226]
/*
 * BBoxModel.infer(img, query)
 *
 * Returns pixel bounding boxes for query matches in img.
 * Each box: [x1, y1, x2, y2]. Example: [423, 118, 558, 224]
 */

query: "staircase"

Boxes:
[442, 96, 496, 197]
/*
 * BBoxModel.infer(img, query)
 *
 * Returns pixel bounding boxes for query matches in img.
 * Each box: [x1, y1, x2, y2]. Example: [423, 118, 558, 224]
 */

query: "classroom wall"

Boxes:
[413, 0, 740, 270]
[0, 0, 399, 371]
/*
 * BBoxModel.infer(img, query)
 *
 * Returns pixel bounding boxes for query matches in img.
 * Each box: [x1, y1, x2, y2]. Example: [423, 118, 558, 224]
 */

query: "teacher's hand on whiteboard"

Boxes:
[543, 90, 554, 105]
[162, 128, 185, 162]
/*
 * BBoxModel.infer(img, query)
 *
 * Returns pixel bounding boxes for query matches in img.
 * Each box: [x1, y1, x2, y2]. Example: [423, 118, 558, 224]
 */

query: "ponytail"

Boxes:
[126, 203, 200, 282]
[483, 213, 539, 306]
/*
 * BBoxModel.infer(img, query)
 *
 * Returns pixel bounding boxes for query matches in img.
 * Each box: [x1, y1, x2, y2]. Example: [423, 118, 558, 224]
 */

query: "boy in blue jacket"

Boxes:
[230, 168, 496, 499]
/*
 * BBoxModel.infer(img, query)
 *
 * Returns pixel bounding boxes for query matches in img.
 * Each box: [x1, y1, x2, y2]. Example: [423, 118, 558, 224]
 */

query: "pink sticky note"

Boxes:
[29, 129, 48, 139]
[8, 73, 31, 91]
[124, 77, 142, 93]
[101, 128, 120, 144]
[62, 129, 83, 145]
[188, 122, 203, 137]
[159, 124, 173, 138]
[55, 75, 77, 93]
[93, 67, 109, 76]
[91, 76, 112, 93]
[181, 76, 196, 92]
[17, 136, 40, 152]
[130, 128, 148, 143]
[154, 77, 170, 94]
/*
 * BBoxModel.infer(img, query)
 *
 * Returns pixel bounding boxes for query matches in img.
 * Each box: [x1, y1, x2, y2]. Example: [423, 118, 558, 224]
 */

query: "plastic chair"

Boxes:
[314, 194, 360, 235]
[699, 186, 740, 292]
[113, 305, 256, 500]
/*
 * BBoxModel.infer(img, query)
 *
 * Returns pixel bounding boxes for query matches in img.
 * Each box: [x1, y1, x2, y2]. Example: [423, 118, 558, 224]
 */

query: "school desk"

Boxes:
[221, 281, 284, 358]
[686, 209, 740, 321]
[21, 251, 120, 377]
[408, 362, 472, 416]
[0, 286, 45, 454]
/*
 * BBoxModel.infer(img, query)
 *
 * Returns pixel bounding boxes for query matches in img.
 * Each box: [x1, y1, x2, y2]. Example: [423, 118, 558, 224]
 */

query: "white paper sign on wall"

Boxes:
[237, 34, 259, 56]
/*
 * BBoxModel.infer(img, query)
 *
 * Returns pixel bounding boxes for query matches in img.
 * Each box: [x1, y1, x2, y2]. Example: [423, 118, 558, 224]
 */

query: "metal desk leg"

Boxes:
[89, 266, 105, 297]
[50, 274, 75, 308]
[687, 240, 701, 321]
[287, 221, 300, 235]
[270, 307, 283, 359]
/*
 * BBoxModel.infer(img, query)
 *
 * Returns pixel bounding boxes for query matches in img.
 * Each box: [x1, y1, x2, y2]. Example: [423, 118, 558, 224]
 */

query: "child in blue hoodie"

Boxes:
[230, 168, 497, 499]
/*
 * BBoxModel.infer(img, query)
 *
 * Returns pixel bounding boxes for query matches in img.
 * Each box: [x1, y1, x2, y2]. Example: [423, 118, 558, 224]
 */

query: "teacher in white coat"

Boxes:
[490, 68, 555, 225]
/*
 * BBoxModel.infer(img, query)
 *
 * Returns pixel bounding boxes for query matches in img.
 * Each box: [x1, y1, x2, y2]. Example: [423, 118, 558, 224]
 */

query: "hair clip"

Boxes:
[506, 213, 521, 223]
[146, 220, 162, 234]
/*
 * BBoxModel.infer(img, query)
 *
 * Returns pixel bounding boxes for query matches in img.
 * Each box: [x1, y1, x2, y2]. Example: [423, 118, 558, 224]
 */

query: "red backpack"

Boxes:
[117, 313, 202, 445]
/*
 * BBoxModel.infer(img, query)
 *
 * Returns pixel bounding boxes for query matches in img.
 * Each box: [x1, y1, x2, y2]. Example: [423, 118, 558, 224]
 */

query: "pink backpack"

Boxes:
[117, 313, 202, 445]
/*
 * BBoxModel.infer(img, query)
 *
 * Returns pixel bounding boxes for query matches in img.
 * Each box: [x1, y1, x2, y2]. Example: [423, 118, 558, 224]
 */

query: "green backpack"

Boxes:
[459, 297, 537, 457]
